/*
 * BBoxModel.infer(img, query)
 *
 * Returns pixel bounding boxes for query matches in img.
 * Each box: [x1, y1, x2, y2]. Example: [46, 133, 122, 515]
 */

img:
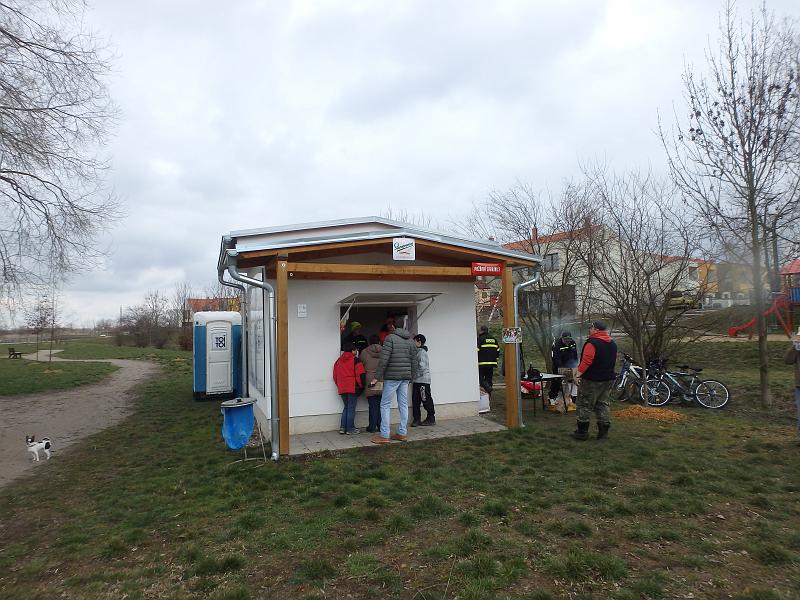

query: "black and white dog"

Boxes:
[25, 435, 52, 461]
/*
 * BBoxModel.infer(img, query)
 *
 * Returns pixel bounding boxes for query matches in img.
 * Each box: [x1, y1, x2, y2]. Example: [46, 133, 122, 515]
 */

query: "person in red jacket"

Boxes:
[333, 342, 366, 434]
[573, 320, 617, 440]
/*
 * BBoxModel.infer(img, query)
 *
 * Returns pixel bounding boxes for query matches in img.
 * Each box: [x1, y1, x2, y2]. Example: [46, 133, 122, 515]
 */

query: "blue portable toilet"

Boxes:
[193, 311, 242, 400]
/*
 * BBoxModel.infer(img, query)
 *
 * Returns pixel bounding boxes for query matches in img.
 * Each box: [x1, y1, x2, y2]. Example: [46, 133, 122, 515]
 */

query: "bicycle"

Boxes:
[613, 353, 644, 402]
[612, 352, 669, 402]
[642, 361, 729, 409]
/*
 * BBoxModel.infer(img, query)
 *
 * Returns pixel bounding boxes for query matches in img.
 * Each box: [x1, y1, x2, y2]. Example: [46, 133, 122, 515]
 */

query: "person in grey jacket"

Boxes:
[411, 334, 435, 426]
[371, 324, 417, 444]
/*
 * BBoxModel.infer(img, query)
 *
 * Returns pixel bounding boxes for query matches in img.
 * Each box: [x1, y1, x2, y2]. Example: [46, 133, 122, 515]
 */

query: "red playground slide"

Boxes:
[728, 295, 792, 338]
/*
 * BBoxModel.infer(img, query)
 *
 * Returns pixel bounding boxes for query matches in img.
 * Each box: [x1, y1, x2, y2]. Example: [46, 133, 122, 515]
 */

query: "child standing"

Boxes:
[360, 334, 383, 433]
[411, 334, 435, 426]
[333, 342, 366, 434]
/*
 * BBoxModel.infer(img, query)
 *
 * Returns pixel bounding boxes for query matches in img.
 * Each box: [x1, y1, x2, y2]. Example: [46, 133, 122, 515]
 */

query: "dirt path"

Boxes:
[0, 350, 158, 489]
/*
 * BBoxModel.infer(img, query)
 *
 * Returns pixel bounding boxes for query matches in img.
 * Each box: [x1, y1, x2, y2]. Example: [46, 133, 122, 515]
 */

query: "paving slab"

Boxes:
[288, 415, 506, 456]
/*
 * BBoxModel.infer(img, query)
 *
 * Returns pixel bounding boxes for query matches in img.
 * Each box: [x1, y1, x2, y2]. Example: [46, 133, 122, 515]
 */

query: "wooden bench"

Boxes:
[8, 348, 23, 359]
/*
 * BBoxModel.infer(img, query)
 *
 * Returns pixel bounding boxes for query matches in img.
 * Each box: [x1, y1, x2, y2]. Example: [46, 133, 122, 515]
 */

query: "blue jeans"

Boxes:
[340, 393, 358, 433]
[380, 380, 409, 438]
[367, 395, 382, 431]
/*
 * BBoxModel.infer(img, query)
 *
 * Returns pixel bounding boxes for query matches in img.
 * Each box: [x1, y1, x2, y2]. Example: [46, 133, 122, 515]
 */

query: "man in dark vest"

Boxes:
[573, 320, 617, 440]
[477, 326, 500, 392]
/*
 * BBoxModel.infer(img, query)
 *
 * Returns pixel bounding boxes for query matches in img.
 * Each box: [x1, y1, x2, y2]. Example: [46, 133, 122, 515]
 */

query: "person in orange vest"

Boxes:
[573, 320, 617, 440]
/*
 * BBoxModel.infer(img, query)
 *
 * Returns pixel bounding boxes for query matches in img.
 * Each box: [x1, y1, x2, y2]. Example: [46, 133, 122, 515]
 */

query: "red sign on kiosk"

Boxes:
[471, 262, 503, 276]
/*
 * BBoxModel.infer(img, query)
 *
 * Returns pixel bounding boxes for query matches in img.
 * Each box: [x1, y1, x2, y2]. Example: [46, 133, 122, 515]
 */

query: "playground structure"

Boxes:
[728, 259, 800, 339]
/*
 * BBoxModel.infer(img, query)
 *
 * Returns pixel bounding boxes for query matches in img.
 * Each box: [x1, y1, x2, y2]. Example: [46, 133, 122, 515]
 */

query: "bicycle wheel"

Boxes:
[694, 380, 729, 409]
[639, 379, 671, 406]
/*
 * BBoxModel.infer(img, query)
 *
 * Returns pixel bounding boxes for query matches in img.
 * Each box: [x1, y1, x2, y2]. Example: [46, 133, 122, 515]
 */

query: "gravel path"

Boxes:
[0, 350, 158, 489]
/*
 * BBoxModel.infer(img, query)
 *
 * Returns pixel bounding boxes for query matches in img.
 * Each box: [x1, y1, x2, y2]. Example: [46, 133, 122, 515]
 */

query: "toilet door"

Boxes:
[207, 321, 232, 394]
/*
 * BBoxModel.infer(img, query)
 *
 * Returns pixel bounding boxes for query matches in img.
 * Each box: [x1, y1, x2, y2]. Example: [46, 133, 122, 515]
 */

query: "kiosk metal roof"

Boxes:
[224, 216, 541, 266]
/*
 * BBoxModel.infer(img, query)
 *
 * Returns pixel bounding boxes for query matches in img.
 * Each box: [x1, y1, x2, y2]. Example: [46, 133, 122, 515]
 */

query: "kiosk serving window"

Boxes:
[338, 293, 441, 345]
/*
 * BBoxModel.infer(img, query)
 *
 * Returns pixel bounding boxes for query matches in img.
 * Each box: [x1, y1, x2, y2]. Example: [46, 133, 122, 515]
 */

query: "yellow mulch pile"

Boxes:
[614, 405, 687, 423]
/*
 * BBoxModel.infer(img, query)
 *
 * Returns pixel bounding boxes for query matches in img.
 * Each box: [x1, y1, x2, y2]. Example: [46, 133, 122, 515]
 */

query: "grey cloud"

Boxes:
[47, 0, 800, 325]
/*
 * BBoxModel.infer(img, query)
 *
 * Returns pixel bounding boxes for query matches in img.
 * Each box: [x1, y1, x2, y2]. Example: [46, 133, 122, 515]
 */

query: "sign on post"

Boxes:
[502, 327, 522, 344]
[392, 237, 415, 261]
[471, 262, 503, 276]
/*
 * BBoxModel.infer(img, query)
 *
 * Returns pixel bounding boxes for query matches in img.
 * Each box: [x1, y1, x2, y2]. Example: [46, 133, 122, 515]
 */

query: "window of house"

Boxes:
[689, 266, 698, 281]
[543, 252, 560, 271]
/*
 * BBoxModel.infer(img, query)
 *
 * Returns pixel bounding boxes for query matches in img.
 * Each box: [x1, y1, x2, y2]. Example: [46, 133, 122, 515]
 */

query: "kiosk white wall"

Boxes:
[245, 278, 480, 435]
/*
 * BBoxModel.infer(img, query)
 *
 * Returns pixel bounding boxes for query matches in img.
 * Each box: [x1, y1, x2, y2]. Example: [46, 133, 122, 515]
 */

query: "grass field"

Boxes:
[0, 339, 798, 599]
[0, 341, 119, 396]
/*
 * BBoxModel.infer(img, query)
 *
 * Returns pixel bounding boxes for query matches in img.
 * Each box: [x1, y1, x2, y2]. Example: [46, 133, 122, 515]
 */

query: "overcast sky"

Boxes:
[53, 0, 799, 327]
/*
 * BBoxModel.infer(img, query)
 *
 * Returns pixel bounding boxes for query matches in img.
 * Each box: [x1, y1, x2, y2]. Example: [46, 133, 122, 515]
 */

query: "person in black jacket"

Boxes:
[477, 326, 500, 392]
[341, 321, 368, 353]
[548, 331, 579, 411]
[573, 320, 617, 440]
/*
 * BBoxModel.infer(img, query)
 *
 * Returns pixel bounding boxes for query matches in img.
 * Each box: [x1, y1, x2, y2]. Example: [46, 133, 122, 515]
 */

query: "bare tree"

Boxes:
[0, 0, 118, 297]
[24, 292, 52, 360]
[202, 279, 241, 312]
[382, 206, 437, 229]
[660, 2, 800, 407]
[171, 280, 194, 350]
[124, 290, 169, 348]
[170, 280, 193, 328]
[577, 167, 711, 373]
[456, 182, 594, 369]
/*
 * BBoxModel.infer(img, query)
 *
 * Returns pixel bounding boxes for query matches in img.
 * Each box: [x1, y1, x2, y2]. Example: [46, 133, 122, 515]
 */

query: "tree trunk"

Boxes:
[750, 204, 771, 408]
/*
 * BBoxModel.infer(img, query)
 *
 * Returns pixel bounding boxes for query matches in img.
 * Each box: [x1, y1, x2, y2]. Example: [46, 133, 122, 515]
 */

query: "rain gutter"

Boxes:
[219, 237, 280, 462]
[513, 270, 541, 428]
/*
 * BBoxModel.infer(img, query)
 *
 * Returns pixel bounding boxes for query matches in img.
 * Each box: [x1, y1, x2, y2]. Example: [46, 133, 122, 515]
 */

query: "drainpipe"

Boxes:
[223, 246, 280, 462]
[217, 238, 248, 403]
[513, 270, 541, 428]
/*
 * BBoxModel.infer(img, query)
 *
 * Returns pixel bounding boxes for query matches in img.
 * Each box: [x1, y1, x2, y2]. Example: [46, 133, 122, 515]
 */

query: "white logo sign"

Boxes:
[392, 237, 415, 261]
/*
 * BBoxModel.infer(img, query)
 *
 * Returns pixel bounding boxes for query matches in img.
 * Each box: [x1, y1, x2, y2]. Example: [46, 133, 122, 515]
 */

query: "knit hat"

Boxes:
[350, 321, 362, 330]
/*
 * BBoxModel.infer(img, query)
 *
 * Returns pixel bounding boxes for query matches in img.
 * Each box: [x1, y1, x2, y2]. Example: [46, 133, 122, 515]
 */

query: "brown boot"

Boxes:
[371, 434, 391, 445]
[390, 433, 408, 442]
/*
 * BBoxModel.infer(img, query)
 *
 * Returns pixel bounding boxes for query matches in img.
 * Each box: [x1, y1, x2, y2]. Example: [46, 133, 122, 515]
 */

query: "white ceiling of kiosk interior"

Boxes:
[338, 293, 443, 306]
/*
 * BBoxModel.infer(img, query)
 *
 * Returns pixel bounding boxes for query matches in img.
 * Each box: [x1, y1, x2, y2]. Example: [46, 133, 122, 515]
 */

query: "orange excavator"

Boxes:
[727, 295, 792, 339]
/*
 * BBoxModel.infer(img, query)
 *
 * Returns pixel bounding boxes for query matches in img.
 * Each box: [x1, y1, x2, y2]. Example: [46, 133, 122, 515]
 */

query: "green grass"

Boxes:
[55, 337, 190, 362]
[0, 351, 118, 395]
[0, 339, 799, 598]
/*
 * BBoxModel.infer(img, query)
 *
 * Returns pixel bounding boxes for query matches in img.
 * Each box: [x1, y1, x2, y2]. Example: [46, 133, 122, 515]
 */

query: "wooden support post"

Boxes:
[276, 257, 290, 455]
[502, 265, 519, 428]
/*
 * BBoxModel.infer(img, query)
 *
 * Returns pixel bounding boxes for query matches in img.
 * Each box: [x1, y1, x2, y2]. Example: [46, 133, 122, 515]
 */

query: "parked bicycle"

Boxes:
[613, 353, 644, 402]
[613, 353, 665, 403]
[641, 360, 729, 409]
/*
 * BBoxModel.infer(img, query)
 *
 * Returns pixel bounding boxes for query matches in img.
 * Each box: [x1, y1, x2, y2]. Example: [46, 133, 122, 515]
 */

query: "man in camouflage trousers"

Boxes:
[572, 320, 617, 440]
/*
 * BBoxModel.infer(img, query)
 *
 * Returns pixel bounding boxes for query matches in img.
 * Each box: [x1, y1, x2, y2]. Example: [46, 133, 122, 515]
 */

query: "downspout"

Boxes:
[223, 245, 280, 462]
[217, 237, 247, 403]
[513, 270, 541, 428]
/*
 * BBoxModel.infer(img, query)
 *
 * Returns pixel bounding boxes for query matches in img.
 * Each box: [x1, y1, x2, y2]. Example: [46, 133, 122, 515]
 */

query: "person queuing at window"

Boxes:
[371, 322, 417, 444]
[379, 315, 396, 344]
[360, 334, 383, 433]
[477, 325, 500, 392]
[332, 341, 366, 435]
[411, 334, 435, 427]
[342, 321, 368, 353]
[572, 320, 617, 441]
[548, 331, 578, 413]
